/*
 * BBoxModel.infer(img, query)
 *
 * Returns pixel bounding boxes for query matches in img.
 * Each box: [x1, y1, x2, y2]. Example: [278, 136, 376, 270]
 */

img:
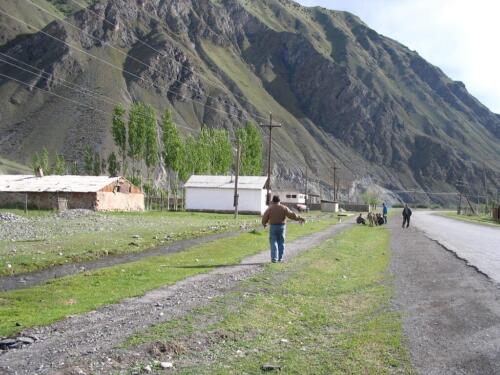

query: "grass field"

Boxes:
[0, 210, 262, 276]
[126, 225, 414, 374]
[0, 214, 338, 336]
[438, 211, 500, 227]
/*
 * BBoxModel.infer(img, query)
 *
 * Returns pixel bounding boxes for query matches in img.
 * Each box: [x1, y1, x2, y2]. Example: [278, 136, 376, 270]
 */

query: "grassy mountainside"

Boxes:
[0, 0, 499, 203]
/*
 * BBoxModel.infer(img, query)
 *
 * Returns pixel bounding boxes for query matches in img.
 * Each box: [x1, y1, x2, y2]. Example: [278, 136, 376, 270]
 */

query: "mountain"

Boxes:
[0, 0, 499, 204]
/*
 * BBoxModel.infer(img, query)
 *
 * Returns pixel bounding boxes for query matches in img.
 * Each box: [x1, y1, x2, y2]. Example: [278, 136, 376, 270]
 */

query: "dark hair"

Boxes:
[272, 195, 280, 203]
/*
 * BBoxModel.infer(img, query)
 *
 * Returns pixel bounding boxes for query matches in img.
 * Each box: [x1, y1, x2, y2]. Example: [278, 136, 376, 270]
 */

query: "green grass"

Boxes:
[438, 211, 500, 227]
[126, 225, 414, 374]
[0, 211, 261, 276]
[0, 214, 337, 336]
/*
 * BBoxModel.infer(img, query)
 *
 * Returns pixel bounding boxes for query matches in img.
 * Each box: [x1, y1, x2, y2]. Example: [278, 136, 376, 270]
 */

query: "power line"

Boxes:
[67, 0, 257, 107]
[0, 72, 110, 116]
[0, 55, 121, 107]
[23, 0, 264, 118]
[0, 8, 266, 125]
[0, 70, 249, 150]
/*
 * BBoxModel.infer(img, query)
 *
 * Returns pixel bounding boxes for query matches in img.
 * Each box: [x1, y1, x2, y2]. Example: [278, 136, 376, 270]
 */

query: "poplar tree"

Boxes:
[71, 161, 79, 175]
[84, 146, 94, 175]
[143, 104, 159, 182]
[93, 151, 102, 176]
[111, 104, 127, 175]
[107, 152, 119, 177]
[196, 128, 213, 174]
[210, 129, 232, 175]
[161, 110, 183, 175]
[40, 148, 50, 174]
[128, 102, 146, 178]
[53, 153, 66, 175]
[237, 122, 263, 175]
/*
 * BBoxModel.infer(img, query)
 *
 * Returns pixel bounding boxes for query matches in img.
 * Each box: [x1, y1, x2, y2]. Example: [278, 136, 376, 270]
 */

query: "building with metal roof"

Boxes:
[0, 175, 144, 211]
[184, 175, 268, 215]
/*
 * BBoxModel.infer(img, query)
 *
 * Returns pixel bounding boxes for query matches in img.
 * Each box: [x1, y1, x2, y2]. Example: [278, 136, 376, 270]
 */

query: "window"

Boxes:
[286, 194, 292, 198]
[292, 195, 297, 198]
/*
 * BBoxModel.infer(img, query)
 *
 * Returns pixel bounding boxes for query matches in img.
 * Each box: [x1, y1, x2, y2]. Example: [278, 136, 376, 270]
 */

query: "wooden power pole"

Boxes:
[233, 137, 241, 218]
[333, 162, 338, 201]
[305, 166, 308, 206]
[260, 113, 282, 205]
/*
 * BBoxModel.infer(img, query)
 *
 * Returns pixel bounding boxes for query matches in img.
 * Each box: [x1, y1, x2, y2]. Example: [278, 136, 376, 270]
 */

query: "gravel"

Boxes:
[0, 211, 112, 242]
[389, 221, 500, 374]
[0, 212, 26, 223]
[0, 222, 351, 374]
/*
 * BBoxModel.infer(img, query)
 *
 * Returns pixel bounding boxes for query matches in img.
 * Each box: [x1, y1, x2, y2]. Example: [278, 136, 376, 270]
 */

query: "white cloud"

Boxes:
[296, 0, 500, 113]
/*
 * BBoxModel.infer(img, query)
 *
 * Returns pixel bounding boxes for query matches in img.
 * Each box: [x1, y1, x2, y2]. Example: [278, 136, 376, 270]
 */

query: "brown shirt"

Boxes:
[262, 203, 302, 225]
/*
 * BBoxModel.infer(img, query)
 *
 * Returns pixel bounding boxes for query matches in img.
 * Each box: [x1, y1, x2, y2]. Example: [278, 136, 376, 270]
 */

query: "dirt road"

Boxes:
[389, 220, 500, 375]
[0, 222, 351, 375]
[411, 211, 500, 284]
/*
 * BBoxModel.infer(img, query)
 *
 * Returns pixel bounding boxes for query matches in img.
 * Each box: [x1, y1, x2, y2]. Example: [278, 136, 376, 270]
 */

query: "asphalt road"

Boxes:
[404, 211, 500, 284]
[389, 219, 500, 375]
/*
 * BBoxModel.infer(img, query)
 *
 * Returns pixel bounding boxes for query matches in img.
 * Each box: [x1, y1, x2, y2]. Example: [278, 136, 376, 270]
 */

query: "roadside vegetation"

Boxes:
[125, 225, 414, 374]
[0, 214, 337, 336]
[0, 210, 260, 276]
[438, 211, 500, 227]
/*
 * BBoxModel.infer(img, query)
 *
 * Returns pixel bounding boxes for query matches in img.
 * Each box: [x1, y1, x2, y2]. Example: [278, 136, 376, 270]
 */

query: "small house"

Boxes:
[0, 175, 144, 211]
[184, 175, 268, 215]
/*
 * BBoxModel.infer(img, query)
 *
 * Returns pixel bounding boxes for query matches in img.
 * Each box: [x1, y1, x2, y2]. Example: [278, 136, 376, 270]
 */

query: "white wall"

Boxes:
[185, 188, 266, 214]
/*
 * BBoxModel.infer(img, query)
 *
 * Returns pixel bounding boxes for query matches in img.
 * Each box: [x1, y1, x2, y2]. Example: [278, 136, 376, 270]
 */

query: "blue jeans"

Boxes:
[269, 224, 286, 261]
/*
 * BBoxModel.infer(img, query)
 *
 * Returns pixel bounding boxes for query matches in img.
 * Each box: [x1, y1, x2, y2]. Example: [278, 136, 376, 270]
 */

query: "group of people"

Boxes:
[261, 195, 413, 264]
[356, 202, 389, 226]
[356, 202, 412, 229]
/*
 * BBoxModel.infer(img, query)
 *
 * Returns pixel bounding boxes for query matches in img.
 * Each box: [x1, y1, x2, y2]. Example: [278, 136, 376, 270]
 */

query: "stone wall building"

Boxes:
[0, 175, 144, 211]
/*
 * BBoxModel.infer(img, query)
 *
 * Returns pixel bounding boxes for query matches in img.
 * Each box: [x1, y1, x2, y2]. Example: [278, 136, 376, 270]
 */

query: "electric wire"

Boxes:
[23, 0, 265, 120]
[0, 8, 267, 125]
[67, 0, 258, 107]
[0, 55, 121, 107]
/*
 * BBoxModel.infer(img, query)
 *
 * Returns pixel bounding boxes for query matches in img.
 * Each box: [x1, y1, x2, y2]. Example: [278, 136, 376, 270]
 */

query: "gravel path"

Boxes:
[0, 230, 242, 292]
[389, 220, 500, 375]
[0, 222, 351, 375]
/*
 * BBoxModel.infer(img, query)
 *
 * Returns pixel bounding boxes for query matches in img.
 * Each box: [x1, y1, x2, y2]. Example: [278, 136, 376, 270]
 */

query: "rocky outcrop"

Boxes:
[0, 0, 499, 204]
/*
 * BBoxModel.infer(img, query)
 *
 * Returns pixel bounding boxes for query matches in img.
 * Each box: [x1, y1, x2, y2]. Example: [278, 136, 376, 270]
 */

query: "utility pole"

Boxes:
[233, 137, 241, 218]
[482, 163, 489, 215]
[305, 166, 308, 207]
[333, 162, 338, 201]
[260, 113, 282, 205]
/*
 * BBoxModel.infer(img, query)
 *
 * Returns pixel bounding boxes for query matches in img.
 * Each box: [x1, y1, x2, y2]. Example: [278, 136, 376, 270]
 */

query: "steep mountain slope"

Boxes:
[0, 0, 498, 203]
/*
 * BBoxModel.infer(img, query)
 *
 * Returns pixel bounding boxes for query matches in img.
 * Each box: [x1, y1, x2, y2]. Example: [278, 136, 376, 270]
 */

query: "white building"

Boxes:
[184, 175, 268, 215]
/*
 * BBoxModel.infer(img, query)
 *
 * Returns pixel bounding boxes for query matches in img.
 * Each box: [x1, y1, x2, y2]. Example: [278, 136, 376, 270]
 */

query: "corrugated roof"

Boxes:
[184, 175, 267, 190]
[0, 175, 122, 193]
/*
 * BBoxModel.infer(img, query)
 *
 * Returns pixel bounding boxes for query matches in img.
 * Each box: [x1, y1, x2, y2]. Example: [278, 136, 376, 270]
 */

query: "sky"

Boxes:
[297, 0, 500, 114]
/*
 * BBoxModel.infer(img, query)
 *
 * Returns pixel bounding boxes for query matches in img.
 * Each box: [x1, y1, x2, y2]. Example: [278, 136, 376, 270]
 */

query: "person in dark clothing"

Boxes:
[377, 213, 385, 226]
[402, 204, 412, 228]
[382, 202, 388, 224]
[356, 213, 366, 225]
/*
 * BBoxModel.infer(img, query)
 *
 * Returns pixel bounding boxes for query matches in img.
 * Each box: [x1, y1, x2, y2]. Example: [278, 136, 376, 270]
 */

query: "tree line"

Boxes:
[30, 101, 263, 199]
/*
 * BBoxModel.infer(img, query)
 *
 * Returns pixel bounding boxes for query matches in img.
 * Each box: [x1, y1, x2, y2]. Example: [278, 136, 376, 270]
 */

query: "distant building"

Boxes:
[275, 191, 307, 211]
[184, 175, 268, 215]
[0, 175, 144, 211]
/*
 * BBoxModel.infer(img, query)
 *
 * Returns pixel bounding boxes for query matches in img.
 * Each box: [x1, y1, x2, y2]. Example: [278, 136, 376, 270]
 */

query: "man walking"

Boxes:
[382, 202, 388, 224]
[262, 195, 305, 263]
[402, 203, 412, 228]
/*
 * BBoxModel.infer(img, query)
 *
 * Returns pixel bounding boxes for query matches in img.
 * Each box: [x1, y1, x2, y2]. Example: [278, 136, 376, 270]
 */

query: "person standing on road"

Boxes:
[382, 202, 388, 224]
[262, 195, 305, 263]
[402, 204, 412, 228]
